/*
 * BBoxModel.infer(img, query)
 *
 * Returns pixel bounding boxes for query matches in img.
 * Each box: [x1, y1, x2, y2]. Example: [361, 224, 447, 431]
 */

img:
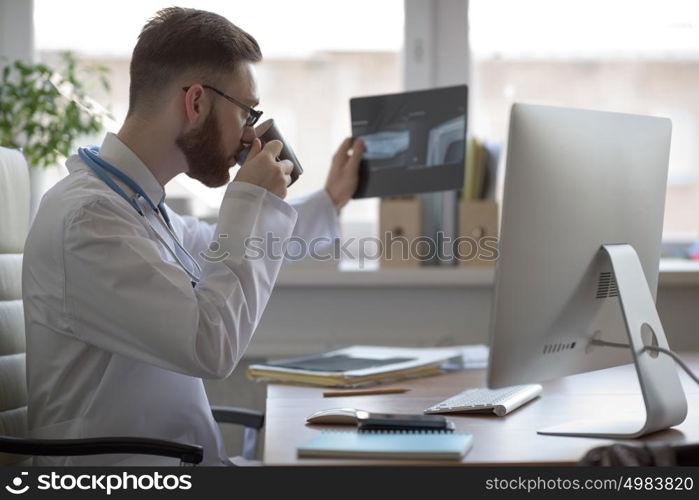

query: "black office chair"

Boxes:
[0, 147, 263, 466]
[0, 407, 263, 466]
[579, 442, 699, 466]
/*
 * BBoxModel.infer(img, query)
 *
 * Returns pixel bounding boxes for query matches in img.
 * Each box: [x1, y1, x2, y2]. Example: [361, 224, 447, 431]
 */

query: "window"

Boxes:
[470, 0, 699, 240]
[35, 0, 404, 238]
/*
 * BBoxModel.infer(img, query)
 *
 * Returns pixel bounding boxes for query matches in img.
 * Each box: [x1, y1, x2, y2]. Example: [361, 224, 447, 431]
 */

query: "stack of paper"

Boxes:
[246, 345, 463, 388]
[441, 344, 489, 371]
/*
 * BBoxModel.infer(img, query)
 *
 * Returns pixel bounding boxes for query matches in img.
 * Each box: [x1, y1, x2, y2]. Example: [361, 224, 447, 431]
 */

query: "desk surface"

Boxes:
[263, 354, 699, 465]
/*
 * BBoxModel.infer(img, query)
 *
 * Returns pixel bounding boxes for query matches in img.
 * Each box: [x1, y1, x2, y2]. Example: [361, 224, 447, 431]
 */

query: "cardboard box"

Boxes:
[379, 197, 422, 268]
[457, 200, 499, 267]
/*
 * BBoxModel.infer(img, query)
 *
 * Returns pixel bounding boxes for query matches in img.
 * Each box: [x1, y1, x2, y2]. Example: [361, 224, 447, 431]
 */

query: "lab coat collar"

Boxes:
[97, 132, 166, 205]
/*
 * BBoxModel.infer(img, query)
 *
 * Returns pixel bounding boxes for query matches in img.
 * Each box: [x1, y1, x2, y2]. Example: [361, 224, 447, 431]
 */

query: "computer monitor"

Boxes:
[486, 103, 687, 438]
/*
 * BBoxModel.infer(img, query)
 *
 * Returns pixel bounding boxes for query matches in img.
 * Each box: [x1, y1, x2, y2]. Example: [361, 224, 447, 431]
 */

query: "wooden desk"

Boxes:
[263, 354, 699, 465]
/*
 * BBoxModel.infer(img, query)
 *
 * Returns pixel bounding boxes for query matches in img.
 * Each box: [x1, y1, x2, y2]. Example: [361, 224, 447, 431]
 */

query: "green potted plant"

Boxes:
[0, 52, 112, 213]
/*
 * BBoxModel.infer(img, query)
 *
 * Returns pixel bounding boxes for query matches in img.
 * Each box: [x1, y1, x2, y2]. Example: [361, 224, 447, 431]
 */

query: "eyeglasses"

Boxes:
[182, 84, 263, 127]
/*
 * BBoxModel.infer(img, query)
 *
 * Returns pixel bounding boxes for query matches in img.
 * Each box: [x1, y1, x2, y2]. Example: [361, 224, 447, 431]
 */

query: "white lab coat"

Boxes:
[22, 133, 339, 465]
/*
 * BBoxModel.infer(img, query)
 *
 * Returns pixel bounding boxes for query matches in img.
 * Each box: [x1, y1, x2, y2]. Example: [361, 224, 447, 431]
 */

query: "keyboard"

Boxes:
[424, 384, 542, 417]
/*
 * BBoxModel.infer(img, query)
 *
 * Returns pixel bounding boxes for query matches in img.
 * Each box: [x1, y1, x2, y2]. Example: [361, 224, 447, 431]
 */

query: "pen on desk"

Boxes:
[323, 388, 410, 398]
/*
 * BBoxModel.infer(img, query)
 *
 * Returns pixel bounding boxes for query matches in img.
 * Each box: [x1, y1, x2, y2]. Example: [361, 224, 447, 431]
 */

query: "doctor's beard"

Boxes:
[176, 108, 232, 188]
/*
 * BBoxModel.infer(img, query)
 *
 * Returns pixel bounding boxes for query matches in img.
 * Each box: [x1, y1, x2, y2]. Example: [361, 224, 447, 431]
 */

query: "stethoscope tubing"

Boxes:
[78, 147, 203, 285]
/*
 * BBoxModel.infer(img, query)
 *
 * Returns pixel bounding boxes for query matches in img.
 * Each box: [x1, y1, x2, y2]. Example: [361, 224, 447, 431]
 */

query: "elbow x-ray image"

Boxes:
[350, 85, 467, 198]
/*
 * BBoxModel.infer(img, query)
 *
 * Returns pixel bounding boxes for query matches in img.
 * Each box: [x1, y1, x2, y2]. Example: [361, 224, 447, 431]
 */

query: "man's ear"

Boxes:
[182, 84, 208, 125]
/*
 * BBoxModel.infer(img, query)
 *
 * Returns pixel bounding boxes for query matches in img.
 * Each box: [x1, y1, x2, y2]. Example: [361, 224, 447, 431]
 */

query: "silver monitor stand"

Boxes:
[538, 244, 687, 438]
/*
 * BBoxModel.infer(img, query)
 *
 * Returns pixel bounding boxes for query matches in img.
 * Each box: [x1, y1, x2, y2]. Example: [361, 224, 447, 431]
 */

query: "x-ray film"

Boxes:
[350, 85, 467, 198]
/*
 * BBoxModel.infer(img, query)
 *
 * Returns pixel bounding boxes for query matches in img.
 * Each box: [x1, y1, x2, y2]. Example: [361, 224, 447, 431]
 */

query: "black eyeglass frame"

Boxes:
[182, 84, 263, 127]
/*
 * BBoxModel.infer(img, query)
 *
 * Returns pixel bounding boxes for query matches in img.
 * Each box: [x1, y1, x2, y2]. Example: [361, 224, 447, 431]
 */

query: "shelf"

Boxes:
[276, 266, 494, 288]
[274, 259, 699, 288]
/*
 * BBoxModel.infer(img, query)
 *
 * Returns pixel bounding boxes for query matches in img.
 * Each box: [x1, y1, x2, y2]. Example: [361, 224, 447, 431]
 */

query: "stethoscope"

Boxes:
[78, 146, 202, 286]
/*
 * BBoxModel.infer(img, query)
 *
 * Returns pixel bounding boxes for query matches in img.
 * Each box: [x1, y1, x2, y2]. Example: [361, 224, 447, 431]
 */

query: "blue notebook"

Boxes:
[297, 431, 473, 460]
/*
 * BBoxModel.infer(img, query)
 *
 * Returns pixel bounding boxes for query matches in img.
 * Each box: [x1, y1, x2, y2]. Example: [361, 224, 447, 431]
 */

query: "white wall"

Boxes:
[404, 0, 470, 89]
[249, 283, 493, 357]
[0, 0, 34, 63]
[245, 280, 699, 358]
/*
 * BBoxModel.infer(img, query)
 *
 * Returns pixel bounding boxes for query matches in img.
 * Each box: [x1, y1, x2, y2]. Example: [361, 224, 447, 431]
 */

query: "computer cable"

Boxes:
[581, 338, 699, 465]
[589, 338, 699, 385]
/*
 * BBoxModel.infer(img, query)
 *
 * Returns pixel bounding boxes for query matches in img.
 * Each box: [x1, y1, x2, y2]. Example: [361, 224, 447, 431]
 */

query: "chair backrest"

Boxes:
[0, 147, 31, 465]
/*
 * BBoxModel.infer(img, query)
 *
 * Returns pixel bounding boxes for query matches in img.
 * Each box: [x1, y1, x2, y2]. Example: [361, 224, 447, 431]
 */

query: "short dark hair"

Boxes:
[128, 7, 262, 115]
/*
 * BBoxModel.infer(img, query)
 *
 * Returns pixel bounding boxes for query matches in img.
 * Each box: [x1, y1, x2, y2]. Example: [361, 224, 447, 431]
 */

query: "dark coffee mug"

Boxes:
[236, 119, 303, 187]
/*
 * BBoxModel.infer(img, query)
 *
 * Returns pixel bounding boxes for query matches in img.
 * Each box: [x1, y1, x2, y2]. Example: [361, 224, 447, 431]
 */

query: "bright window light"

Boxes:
[34, 0, 404, 239]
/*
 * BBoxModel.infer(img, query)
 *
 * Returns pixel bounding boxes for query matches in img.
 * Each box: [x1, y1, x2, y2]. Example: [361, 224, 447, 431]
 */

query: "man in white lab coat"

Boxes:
[22, 7, 363, 466]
